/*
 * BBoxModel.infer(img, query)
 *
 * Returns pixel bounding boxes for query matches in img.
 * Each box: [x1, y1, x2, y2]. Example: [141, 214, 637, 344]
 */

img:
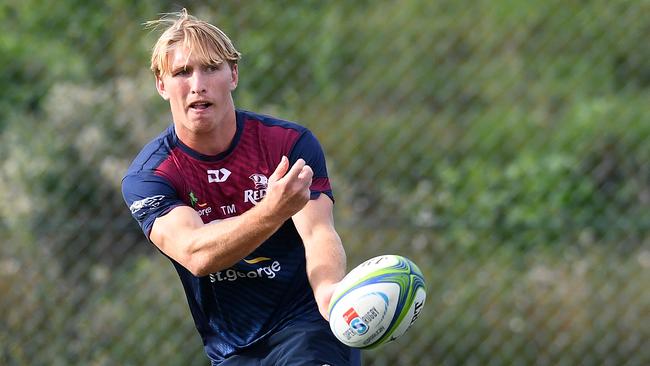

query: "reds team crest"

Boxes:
[249, 174, 268, 189]
[245, 174, 268, 205]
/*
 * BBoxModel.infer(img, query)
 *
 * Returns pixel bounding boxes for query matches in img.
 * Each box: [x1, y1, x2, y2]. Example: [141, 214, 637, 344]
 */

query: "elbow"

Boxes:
[190, 265, 212, 278]
[175, 236, 236, 277]
[179, 242, 213, 277]
[153, 222, 219, 277]
[187, 253, 235, 277]
[182, 250, 213, 277]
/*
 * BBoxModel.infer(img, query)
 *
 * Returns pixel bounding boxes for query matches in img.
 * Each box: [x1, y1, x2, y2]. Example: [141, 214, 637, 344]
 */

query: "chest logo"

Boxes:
[188, 191, 208, 208]
[207, 168, 231, 183]
[249, 174, 268, 189]
[188, 191, 212, 216]
[244, 173, 268, 205]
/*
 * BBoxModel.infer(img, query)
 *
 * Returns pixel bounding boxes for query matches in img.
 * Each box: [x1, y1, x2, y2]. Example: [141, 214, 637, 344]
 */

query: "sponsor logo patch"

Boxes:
[209, 259, 281, 283]
[129, 195, 165, 218]
[188, 191, 212, 217]
[207, 168, 231, 183]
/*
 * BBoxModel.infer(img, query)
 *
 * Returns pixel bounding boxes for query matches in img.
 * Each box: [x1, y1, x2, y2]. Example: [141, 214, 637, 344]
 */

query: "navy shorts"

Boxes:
[218, 318, 362, 366]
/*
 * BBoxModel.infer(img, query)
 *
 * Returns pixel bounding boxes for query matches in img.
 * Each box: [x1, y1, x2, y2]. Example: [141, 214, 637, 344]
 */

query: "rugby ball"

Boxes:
[328, 255, 426, 349]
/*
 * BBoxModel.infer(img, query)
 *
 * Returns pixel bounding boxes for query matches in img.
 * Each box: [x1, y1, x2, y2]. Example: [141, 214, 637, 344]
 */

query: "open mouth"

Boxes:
[188, 101, 213, 111]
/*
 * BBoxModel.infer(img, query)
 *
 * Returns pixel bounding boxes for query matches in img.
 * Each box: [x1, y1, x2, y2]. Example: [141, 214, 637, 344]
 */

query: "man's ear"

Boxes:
[230, 64, 239, 91]
[155, 75, 169, 100]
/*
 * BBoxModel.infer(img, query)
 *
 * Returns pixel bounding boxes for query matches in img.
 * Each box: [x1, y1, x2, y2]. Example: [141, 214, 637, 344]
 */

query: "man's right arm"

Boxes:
[149, 156, 313, 277]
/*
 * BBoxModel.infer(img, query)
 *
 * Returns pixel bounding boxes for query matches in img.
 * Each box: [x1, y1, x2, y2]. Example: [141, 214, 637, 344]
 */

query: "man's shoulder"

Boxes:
[238, 109, 309, 134]
[124, 125, 176, 177]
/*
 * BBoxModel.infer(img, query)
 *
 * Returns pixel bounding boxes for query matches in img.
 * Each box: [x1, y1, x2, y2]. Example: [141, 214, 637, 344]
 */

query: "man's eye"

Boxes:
[174, 69, 190, 77]
[206, 64, 220, 72]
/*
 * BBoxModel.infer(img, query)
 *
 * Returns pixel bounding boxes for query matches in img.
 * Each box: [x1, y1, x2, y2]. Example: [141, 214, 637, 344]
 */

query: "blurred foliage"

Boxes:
[1, 0, 648, 365]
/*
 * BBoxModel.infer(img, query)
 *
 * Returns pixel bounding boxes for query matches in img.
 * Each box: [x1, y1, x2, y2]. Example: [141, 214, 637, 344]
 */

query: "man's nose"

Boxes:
[190, 71, 206, 94]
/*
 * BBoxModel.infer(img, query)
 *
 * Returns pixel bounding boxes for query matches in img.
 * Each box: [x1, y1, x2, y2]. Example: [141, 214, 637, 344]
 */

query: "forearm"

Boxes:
[291, 195, 347, 318]
[152, 203, 287, 277]
[304, 230, 347, 313]
[305, 232, 346, 288]
[187, 205, 285, 275]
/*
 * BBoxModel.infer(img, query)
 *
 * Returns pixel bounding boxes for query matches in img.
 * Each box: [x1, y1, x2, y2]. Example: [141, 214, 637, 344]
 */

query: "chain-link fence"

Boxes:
[1, 1, 648, 365]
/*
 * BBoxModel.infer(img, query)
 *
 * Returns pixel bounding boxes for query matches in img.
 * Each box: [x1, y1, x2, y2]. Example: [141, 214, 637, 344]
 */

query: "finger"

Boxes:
[284, 158, 306, 180]
[269, 156, 289, 182]
[298, 165, 313, 181]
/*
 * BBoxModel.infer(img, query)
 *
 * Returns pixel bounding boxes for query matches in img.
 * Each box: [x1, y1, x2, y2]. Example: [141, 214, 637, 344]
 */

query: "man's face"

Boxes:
[156, 46, 238, 134]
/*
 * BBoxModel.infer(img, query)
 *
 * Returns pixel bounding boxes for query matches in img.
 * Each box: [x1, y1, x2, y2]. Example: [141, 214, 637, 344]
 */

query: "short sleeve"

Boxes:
[289, 130, 334, 201]
[121, 171, 185, 239]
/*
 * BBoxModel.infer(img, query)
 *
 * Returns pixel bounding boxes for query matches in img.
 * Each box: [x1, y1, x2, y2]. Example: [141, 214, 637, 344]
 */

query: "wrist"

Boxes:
[313, 281, 339, 320]
[252, 198, 291, 228]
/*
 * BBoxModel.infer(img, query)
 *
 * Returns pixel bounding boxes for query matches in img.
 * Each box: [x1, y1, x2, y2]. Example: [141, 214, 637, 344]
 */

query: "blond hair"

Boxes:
[146, 9, 241, 77]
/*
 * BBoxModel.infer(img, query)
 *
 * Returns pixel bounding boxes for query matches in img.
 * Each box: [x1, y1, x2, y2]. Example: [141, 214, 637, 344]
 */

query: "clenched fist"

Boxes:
[262, 156, 313, 219]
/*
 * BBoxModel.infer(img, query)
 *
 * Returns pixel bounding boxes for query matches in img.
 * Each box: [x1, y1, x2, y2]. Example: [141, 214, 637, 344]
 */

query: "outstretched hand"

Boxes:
[264, 156, 313, 219]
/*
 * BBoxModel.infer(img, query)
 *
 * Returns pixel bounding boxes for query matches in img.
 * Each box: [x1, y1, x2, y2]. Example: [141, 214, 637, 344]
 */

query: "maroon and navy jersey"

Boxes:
[121, 110, 333, 363]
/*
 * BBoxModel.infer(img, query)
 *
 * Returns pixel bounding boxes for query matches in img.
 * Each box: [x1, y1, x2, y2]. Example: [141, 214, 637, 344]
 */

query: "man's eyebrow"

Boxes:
[170, 64, 190, 74]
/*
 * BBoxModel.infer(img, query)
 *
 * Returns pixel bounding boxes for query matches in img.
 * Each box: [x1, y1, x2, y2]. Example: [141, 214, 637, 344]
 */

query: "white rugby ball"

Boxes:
[328, 254, 426, 349]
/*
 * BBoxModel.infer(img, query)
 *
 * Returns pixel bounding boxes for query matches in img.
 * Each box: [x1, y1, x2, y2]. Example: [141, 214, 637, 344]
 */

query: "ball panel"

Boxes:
[329, 255, 414, 310]
[329, 282, 400, 348]
[366, 274, 426, 347]
[386, 286, 426, 342]
[333, 256, 401, 295]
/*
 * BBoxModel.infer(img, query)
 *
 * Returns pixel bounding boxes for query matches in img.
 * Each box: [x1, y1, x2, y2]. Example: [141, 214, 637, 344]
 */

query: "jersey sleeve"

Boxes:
[288, 130, 334, 201]
[121, 171, 185, 239]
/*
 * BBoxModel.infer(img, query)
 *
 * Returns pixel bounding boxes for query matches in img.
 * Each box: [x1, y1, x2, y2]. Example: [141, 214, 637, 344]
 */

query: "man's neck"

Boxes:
[176, 111, 237, 156]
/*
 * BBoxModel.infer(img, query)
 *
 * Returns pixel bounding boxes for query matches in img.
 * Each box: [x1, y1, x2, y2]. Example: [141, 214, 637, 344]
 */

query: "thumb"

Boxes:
[269, 156, 289, 183]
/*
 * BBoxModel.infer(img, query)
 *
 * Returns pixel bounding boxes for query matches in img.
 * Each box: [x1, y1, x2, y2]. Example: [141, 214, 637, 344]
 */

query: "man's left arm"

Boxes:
[292, 194, 347, 320]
